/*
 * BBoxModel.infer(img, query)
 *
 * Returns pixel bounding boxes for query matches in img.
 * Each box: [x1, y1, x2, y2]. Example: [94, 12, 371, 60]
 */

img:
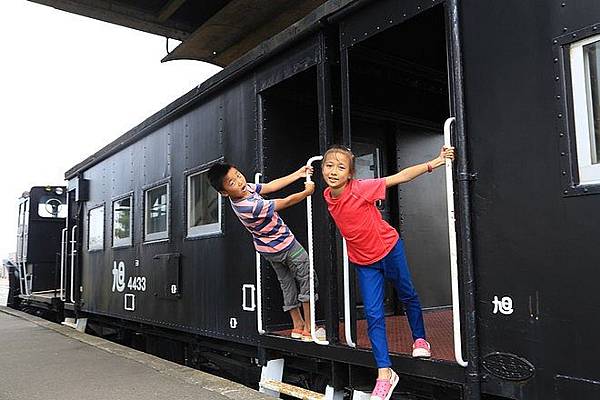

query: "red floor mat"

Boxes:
[341, 308, 455, 362]
[272, 308, 455, 362]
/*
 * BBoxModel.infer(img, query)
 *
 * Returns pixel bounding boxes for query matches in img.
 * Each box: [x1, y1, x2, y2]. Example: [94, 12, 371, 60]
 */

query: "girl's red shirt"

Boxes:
[323, 178, 399, 265]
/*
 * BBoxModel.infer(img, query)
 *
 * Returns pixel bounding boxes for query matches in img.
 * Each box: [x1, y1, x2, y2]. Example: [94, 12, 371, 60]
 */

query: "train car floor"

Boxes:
[0, 306, 271, 400]
[272, 308, 455, 362]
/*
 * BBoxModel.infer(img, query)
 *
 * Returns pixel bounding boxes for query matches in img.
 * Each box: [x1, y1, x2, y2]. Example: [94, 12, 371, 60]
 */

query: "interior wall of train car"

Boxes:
[343, 4, 451, 310]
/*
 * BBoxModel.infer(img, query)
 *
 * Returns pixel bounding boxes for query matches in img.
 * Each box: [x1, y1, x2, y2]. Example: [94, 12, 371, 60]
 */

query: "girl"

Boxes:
[321, 144, 454, 400]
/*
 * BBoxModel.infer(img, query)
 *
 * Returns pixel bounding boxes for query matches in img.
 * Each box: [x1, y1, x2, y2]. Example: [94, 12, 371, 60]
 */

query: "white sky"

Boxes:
[0, 0, 222, 259]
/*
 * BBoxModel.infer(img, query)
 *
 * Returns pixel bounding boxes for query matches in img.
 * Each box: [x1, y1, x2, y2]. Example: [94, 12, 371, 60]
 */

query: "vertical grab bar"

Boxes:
[255, 173, 266, 335]
[69, 225, 77, 303]
[17, 208, 30, 296]
[444, 117, 468, 367]
[16, 229, 25, 296]
[342, 238, 356, 347]
[305, 156, 328, 345]
[60, 227, 68, 301]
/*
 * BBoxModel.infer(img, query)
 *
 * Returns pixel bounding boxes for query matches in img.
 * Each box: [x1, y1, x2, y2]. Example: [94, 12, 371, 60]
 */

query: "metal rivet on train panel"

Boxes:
[553, 39, 558, 44]
[561, 2, 566, 7]
[558, 113, 563, 118]
[564, 190, 568, 194]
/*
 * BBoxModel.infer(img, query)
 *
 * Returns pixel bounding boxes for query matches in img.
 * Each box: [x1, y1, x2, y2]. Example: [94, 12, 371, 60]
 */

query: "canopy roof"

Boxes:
[29, 0, 327, 66]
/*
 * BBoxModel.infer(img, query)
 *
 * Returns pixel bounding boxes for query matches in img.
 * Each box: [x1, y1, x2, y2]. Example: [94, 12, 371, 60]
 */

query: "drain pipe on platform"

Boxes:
[446, 1, 481, 399]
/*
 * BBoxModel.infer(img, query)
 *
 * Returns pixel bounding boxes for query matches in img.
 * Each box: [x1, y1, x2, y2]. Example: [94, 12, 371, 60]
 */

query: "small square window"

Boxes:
[113, 196, 132, 247]
[88, 205, 104, 251]
[187, 170, 222, 237]
[569, 34, 600, 184]
[145, 184, 169, 242]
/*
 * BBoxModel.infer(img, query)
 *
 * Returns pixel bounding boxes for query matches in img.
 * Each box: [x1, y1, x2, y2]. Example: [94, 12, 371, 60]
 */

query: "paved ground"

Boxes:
[0, 306, 271, 400]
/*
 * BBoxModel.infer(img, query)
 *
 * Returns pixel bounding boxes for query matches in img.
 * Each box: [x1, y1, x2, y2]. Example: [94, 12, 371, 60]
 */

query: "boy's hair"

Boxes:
[207, 162, 233, 192]
[323, 145, 355, 175]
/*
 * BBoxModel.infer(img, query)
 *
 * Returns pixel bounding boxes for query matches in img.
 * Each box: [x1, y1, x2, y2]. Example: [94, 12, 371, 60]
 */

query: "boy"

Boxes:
[207, 162, 323, 341]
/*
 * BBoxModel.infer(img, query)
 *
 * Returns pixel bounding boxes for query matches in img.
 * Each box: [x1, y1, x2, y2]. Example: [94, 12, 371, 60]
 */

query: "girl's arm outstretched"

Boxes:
[261, 165, 313, 195]
[384, 146, 455, 188]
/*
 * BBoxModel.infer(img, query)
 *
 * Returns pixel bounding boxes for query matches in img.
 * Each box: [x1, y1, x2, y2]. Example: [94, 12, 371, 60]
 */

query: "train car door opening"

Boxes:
[339, 2, 462, 364]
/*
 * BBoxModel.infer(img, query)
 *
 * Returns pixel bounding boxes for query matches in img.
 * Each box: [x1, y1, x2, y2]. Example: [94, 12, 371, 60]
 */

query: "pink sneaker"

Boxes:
[370, 369, 399, 400]
[412, 338, 431, 358]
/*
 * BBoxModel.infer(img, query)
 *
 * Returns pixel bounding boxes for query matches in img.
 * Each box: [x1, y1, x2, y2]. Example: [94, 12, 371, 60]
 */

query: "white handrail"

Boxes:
[60, 227, 68, 301]
[444, 117, 468, 367]
[16, 230, 25, 296]
[342, 238, 356, 347]
[305, 155, 328, 345]
[69, 225, 77, 303]
[255, 173, 266, 335]
[19, 209, 31, 296]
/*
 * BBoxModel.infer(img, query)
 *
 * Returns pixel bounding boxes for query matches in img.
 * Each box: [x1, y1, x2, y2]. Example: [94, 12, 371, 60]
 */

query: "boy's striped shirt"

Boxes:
[230, 183, 295, 254]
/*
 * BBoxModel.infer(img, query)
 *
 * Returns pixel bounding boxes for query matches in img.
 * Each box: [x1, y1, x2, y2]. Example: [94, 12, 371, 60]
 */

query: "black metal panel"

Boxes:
[460, 1, 600, 399]
[260, 335, 466, 384]
[183, 96, 223, 171]
[256, 36, 321, 93]
[152, 253, 181, 299]
[555, 375, 600, 400]
[339, 0, 444, 49]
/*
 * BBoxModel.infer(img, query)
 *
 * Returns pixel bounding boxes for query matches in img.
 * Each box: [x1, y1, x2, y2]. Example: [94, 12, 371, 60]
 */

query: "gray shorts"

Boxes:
[261, 240, 319, 312]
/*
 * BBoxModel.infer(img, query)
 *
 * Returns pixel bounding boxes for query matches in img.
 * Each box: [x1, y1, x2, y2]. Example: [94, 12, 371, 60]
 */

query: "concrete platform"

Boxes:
[0, 306, 271, 400]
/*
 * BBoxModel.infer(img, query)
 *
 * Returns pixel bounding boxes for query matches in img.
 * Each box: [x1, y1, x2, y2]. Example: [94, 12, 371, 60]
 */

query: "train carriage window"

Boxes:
[570, 34, 600, 184]
[144, 184, 169, 242]
[187, 169, 221, 237]
[112, 196, 132, 247]
[88, 205, 104, 251]
[38, 196, 66, 218]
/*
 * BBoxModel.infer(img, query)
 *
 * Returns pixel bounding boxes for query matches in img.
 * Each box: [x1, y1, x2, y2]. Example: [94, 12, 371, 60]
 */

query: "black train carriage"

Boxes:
[12, 186, 67, 313]
[44, 0, 600, 399]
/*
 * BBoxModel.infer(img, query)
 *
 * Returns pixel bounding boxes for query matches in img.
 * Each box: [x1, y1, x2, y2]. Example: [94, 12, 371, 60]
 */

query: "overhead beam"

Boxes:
[158, 0, 187, 23]
[163, 0, 326, 66]
[28, 0, 193, 40]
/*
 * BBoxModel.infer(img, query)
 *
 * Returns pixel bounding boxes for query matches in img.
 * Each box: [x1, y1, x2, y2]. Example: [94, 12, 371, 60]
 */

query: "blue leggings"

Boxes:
[355, 239, 426, 368]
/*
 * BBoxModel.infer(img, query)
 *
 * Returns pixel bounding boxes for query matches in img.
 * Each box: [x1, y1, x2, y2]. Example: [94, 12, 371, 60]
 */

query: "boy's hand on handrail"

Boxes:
[261, 165, 314, 195]
[295, 165, 314, 179]
[304, 181, 315, 196]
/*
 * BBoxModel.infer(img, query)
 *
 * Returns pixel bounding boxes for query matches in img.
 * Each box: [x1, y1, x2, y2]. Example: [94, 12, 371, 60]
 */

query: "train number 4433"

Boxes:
[127, 276, 146, 291]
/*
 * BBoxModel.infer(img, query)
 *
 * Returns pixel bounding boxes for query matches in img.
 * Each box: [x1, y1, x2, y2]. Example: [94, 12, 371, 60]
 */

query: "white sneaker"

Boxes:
[315, 327, 326, 341]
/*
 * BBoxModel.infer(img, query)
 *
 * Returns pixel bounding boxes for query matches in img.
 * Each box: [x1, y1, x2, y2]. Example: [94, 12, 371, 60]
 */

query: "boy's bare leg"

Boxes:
[302, 302, 312, 333]
[289, 307, 305, 330]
